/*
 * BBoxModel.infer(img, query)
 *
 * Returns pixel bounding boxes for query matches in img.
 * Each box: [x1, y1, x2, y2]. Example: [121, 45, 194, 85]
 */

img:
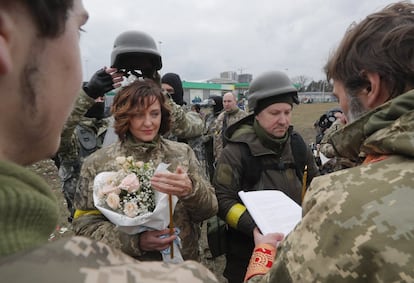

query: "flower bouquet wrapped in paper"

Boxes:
[93, 156, 178, 235]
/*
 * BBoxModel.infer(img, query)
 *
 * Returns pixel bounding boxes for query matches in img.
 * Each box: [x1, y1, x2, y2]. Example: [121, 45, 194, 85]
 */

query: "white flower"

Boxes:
[123, 201, 139, 218]
[106, 192, 120, 210]
[101, 183, 121, 195]
[135, 161, 144, 168]
[116, 156, 126, 165]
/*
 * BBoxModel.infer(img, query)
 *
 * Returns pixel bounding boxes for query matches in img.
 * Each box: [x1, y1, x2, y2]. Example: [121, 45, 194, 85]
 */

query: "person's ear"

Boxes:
[0, 11, 13, 75]
[365, 72, 386, 108]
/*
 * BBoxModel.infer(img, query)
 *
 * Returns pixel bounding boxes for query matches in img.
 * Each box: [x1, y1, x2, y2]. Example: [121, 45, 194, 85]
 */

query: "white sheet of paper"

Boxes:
[238, 190, 302, 235]
[319, 151, 331, 165]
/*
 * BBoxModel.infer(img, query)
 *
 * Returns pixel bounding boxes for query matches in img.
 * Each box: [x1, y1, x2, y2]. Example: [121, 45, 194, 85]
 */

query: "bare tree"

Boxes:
[291, 75, 312, 92]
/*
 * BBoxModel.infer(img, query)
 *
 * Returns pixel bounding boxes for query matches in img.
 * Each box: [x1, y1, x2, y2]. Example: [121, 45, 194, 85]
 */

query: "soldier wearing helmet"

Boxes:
[213, 70, 319, 283]
[111, 30, 162, 80]
[102, 31, 203, 145]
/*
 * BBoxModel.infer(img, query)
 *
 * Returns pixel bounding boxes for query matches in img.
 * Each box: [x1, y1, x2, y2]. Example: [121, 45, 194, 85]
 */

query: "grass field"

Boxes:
[291, 102, 340, 145]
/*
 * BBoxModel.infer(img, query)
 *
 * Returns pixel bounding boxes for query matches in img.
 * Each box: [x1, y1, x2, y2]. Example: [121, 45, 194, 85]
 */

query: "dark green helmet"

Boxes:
[247, 71, 299, 111]
[110, 30, 162, 71]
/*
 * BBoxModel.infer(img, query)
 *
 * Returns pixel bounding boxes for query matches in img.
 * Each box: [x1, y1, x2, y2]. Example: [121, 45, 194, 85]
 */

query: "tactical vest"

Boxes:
[75, 125, 99, 159]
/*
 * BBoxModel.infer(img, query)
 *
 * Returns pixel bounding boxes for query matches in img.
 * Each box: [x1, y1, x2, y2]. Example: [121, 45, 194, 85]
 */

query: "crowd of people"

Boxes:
[0, 1, 413, 283]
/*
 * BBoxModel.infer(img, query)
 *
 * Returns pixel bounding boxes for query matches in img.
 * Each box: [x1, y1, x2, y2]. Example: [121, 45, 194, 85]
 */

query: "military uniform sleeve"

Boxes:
[213, 144, 256, 236]
[56, 90, 95, 161]
[0, 236, 219, 283]
[72, 154, 144, 257]
[178, 145, 218, 223]
[166, 95, 204, 139]
[213, 112, 225, 160]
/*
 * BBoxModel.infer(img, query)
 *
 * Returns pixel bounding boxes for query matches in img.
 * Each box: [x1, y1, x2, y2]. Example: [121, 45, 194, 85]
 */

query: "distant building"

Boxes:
[298, 92, 338, 103]
[238, 73, 253, 83]
[220, 71, 238, 81]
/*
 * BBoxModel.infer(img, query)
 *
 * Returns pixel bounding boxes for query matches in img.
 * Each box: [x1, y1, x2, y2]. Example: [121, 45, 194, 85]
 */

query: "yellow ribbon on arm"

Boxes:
[225, 203, 247, 229]
[73, 209, 102, 219]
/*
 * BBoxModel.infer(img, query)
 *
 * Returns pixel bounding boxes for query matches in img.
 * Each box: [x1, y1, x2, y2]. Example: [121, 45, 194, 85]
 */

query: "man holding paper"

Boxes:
[213, 70, 319, 283]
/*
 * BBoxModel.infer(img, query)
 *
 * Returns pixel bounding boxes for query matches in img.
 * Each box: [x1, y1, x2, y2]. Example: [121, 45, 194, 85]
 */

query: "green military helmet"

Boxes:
[111, 30, 162, 71]
[247, 70, 299, 112]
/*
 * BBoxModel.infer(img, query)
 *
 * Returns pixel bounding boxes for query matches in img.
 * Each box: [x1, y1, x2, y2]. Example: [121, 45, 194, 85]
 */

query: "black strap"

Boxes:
[240, 132, 308, 189]
[222, 112, 228, 147]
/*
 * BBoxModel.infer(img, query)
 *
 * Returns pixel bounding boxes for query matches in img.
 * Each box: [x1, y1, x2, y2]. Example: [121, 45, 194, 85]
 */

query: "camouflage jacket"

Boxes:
[249, 89, 414, 282]
[213, 108, 247, 160]
[0, 236, 219, 283]
[318, 119, 359, 173]
[166, 95, 204, 139]
[56, 91, 109, 165]
[72, 135, 218, 261]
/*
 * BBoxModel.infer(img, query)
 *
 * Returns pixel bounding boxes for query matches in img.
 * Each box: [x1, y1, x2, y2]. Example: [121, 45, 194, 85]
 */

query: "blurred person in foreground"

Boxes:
[72, 78, 218, 262]
[214, 70, 319, 283]
[0, 1, 218, 282]
[244, 2, 414, 282]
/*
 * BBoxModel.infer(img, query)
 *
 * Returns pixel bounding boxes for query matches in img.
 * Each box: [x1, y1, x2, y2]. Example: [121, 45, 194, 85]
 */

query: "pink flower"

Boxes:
[106, 192, 120, 210]
[101, 183, 120, 195]
[123, 201, 139, 217]
[118, 173, 140, 193]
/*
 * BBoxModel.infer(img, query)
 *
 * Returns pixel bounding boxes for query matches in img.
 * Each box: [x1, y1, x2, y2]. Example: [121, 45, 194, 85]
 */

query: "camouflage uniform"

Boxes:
[249, 89, 414, 282]
[213, 108, 247, 160]
[166, 94, 204, 139]
[56, 91, 109, 220]
[0, 236, 219, 283]
[72, 135, 218, 262]
[317, 119, 360, 174]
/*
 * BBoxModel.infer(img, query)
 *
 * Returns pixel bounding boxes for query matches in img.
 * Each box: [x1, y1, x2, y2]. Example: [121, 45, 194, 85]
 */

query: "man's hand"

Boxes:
[83, 67, 118, 99]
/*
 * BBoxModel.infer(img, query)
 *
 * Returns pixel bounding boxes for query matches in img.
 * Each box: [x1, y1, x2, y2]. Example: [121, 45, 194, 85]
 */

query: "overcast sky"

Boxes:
[81, 0, 395, 82]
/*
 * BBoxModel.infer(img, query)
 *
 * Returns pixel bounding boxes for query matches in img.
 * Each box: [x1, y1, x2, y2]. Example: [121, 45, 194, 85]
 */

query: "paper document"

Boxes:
[319, 151, 331, 165]
[238, 190, 302, 235]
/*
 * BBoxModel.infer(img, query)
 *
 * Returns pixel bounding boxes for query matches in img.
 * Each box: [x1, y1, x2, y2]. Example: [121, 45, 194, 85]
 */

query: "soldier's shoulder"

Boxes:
[1, 236, 218, 283]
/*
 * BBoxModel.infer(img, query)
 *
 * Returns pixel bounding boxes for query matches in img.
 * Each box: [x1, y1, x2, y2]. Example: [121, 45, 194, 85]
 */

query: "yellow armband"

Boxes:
[73, 209, 102, 219]
[225, 203, 246, 229]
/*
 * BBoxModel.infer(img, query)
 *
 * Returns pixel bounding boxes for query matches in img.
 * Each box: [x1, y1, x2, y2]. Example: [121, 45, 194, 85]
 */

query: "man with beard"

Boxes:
[245, 2, 414, 282]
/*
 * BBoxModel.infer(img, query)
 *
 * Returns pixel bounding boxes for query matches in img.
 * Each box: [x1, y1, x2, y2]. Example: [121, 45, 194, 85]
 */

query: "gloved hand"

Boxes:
[83, 68, 114, 99]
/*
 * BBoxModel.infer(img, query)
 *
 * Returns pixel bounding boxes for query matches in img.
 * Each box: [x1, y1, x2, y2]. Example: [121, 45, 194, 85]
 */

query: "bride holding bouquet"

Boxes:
[72, 78, 218, 262]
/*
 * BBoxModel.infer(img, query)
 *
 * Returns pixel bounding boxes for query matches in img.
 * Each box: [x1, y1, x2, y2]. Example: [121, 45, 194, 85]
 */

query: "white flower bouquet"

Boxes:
[93, 156, 178, 235]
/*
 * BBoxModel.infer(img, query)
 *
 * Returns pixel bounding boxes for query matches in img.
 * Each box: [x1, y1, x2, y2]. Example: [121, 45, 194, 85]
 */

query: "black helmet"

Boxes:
[111, 30, 162, 71]
[247, 71, 299, 112]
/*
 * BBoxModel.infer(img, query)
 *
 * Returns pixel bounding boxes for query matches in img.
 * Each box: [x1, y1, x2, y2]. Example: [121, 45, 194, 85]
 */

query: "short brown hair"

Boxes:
[111, 79, 171, 142]
[1, 0, 75, 38]
[325, 2, 414, 99]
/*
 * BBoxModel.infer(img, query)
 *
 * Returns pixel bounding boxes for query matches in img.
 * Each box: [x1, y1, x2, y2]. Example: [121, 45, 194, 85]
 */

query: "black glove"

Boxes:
[83, 69, 114, 99]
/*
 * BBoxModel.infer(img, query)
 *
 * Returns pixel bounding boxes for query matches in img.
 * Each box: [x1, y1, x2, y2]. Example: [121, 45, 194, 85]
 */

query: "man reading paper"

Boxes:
[213, 70, 319, 283]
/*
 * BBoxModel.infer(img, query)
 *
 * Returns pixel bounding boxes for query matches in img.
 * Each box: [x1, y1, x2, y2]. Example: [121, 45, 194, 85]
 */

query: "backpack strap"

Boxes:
[240, 132, 308, 189]
[290, 131, 307, 181]
[76, 125, 98, 158]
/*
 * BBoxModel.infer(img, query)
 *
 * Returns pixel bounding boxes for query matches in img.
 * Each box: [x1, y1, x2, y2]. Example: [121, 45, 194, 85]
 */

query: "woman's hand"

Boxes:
[151, 166, 193, 197]
[139, 229, 176, 252]
[253, 227, 284, 248]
